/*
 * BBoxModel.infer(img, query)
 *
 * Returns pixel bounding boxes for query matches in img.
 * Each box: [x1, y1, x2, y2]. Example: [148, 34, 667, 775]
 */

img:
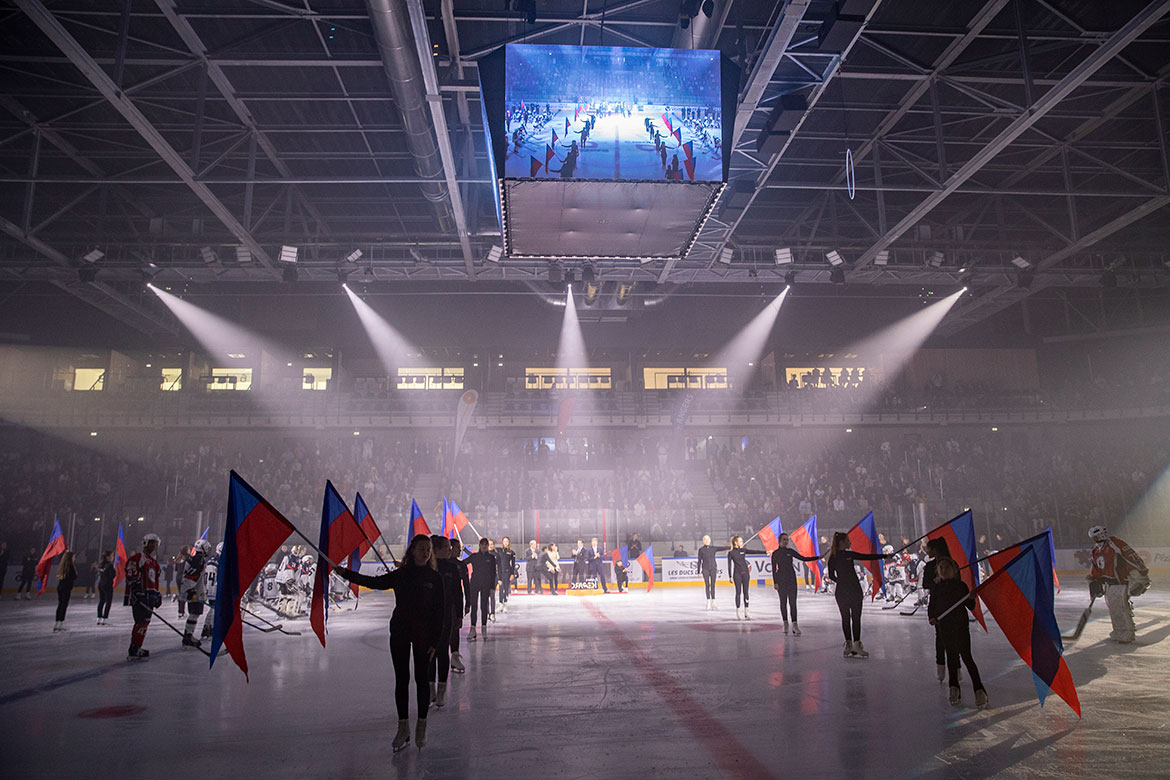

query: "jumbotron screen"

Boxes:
[502, 44, 723, 182]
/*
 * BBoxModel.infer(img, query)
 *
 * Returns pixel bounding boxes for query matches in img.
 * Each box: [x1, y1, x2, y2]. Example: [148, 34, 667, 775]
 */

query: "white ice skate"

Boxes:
[415, 719, 428, 749]
[853, 641, 869, 658]
[783, 622, 789, 634]
[735, 607, 742, 620]
[468, 626, 477, 641]
[392, 720, 410, 752]
[792, 623, 801, 636]
[744, 608, 752, 620]
[844, 641, 855, 657]
[450, 652, 466, 673]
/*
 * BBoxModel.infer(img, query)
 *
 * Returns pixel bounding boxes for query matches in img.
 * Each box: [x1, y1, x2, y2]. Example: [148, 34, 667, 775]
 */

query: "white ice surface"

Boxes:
[2, 586, 1168, 779]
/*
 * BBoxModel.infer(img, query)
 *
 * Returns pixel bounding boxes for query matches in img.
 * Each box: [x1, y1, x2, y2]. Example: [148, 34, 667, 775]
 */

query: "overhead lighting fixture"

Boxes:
[282, 266, 298, 283]
[279, 245, 298, 264]
[200, 246, 218, 265]
[928, 251, 944, 268]
[1011, 256, 1031, 269]
[1100, 269, 1118, 288]
[78, 267, 98, 283]
[486, 245, 503, 263]
[582, 264, 596, 283]
[336, 270, 350, 284]
[345, 249, 363, 264]
[548, 263, 565, 284]
[227, 353, 246, 359]
[874, 250, 889, 266]
[82, 249, 104, 264]
[235, 246, 252, 265]
[784, 270, 796, 286]
[830, 268, 845, 285]
[408, 247, 427, 264]
[1016, 269, 1034, 289]
[826, 250, 845, 267]
[774, 248, 793, 265]
[719, 247, 735, 264]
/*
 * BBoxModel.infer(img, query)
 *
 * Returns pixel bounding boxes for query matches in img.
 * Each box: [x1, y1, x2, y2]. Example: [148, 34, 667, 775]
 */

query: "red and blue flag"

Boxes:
[758, 516, 784, 553]
[636, 544, 655, 591]
[210, 471, 296, 681]
[449, 500, 470, 538]
[565, 117, 570, 135]
[35, 519, 67, 595]
[311, 480, 366, 647]
[610, 545, 630, 570]
[973, 547, 1081, 716]
[928, 510, 986, 630]
[551, 128, 558, 146]
[113, 523, 128, 588]
[530, 156, 542, 177]
[661, 112, 673, 132]
[989, 527, 1061, 595]
[847, 512, 885, 600]
[407, 499, 431, 541]
[790, 515, 823, 589]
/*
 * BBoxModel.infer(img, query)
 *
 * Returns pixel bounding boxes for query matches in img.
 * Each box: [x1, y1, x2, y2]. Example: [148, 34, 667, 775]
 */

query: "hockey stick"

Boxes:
[1063, 594, 1097, 642]
[881, 591, 912, 610]
[139, 604, 212, 657]
[900, 601, 924, 616]
[241, 606, 303, 636]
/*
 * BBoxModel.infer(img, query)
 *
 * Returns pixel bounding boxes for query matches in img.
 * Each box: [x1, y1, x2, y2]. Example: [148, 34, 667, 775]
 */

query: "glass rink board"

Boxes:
[501, 44, 724, 182]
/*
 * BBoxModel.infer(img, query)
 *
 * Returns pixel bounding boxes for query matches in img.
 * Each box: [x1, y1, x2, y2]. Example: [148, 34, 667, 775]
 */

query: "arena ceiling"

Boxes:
[0, 0, 1169, 338]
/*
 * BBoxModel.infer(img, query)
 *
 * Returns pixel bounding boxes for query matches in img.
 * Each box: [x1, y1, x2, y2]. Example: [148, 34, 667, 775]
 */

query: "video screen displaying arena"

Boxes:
[502, 44, 723, 182]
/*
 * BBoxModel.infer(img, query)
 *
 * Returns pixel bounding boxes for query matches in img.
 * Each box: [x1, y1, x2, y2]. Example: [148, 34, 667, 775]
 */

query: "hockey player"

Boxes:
[124, 533, 162, 661]
[181, 539, 211, 649]
[1087, 526, 1150, 644]
[198, 543, 220, 643]
[883, 545, 908, 604]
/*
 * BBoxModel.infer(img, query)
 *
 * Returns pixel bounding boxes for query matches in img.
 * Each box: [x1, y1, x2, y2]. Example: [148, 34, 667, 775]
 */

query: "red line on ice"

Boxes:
[582, 600, 775, 780]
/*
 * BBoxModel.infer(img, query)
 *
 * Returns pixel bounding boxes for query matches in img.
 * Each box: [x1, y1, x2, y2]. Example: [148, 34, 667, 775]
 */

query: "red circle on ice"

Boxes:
[78, 705, 147, 719]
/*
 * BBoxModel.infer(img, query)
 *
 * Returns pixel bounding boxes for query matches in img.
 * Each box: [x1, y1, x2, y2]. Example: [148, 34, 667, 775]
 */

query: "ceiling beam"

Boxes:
[851, 0, 1170, 270]
[16, 0, 277, 270]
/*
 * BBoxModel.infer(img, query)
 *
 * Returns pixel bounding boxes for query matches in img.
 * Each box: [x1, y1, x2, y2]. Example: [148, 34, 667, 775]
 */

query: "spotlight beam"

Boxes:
[556, 285, 588, 373]
[711, 287, 790, 388]
[148, 284, 287, 363]
[343, 284, 418, 376]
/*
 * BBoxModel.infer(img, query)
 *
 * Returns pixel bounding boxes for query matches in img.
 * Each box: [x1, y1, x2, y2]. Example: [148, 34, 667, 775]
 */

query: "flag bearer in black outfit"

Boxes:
[928, 557, 988, 709]
[465, 538, 497, 641]
[771, 533, 822, 635]
[697, 534, 729, 611]
[826, 532, 891, 658]
[727, 536, 768, 620]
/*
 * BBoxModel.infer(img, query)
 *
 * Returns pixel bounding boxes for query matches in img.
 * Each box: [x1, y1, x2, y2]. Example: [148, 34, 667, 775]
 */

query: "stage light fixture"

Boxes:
[486, 245, 503, 263]
[774, 248, 793, 265]
[874, 250, 889, 266]
[582, 264, 596, 283]
[1011, 255, 1031, 269]
[336, 270, 350, 284]
[82, 249, 104, 264]
[1016, 269, 1034, 288]
[826, 250, 845, 267]
[830, 268, 845, 285]
[719, 247, 735, 264]
[200, 246, 218, 265]
[928, 251, 944, 268]
[345, 249, 363, 263]
[78, 267, 98, 282]
[1100, 269, 1118, 288]
[279, 245, 298, 264]
[548, 263, 565, 284]
[748, 268, 758, 278]
[235, 246, 252, 265]
[283, 265, 298, 283]
[784, 270, 797, 286]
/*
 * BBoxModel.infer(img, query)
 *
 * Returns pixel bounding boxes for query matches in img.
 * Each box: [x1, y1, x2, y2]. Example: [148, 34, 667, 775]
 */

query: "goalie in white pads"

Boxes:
[1087, 526, 1150, 644]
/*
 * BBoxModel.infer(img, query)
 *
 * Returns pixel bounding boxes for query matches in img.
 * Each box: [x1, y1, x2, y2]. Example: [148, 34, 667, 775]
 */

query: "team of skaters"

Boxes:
[321, 526, 996, 752]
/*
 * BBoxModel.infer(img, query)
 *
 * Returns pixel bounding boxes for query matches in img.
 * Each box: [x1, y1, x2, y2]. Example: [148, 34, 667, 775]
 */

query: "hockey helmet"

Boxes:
[882, 544, 894, 555]
[263, 563, 277, 575]
[193, 539, 211, 555]
[1088, 525, 1109, 543]
[142, 533, 161, 546]
[301, 554, 314, 565]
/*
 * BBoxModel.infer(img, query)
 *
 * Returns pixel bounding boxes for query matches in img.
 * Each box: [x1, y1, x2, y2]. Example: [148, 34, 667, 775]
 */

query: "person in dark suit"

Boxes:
[524, 540, 541, 594]
[586, 537, 608, 593]
[539, 544, 561, 595]
[628, 534, 643, 562]
[572, 539, 588, 585]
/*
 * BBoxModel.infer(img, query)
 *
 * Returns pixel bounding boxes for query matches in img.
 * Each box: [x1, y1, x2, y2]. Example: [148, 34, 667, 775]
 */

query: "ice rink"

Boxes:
[2, 585, 1168, 780]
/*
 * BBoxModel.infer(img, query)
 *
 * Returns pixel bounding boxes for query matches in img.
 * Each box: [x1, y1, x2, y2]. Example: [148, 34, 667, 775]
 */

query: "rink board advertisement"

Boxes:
[660, 555, 780, 584]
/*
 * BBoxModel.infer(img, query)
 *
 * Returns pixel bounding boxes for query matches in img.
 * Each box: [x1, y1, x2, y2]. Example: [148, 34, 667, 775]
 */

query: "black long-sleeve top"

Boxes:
[338, 564, 445, 647]
[922, 558, 944, 595]
[727, 547, 766, 576]
[827, 550, 887, 595]
[98, 561, 115, 590]
[771, 547, 821, 589]
[697, 544, 730, 576]
[466, 551, 497, 587]
[21, 554, 36, 579]
[57, 562, 77, 589]
[926, 578, 975, 632]
[495, 548, 516, 581]
[436, 557, 469, 614]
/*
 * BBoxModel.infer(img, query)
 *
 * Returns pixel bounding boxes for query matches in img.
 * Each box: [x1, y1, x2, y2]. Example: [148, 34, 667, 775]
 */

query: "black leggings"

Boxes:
[429, 624, 451, 684]
[55, 584, 73, 621]
[470, 585, 492, 627]
[17, 576, 33, 596]
[702, 570, 717, 599]
[836, 590, 863, 641]
[97, 586, 113, 619]
[545, 571, 559, 592]
[733, 571, 750, 607]
[389, 633, 431, 721]
[934, 624, 945, 665]
[776, 583, 797, 622]
[498, 577, 510, 603]
[941, 626, 984, 692]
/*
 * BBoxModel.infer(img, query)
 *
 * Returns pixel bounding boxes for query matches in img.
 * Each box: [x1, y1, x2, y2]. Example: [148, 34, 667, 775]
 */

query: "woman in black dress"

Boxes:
[826, 532, 890, 658]
[53, 551, 77, 632]
[334, 534, 445, 752]
[727, 536, 767, 620]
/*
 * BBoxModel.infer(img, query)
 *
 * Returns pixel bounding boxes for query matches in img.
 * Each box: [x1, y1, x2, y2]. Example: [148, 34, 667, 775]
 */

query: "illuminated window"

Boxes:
[396, 367, 464, 390]
[524, 368, 611, 390]
[784, 367, 869, 388]
[73, 368, 105, 391]
[642, 367, 728, 390]
[302, 367, 332, 391]
[208, 367, 252, 391]
[160, 368, 182, 391]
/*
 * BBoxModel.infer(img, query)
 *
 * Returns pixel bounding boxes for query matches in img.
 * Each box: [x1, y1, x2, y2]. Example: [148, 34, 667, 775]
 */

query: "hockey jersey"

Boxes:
[182, 551, 206, 598]
[201, 556, 218, 604]
[125, 552, 160, 594]
[1091, 537, 1147, 584]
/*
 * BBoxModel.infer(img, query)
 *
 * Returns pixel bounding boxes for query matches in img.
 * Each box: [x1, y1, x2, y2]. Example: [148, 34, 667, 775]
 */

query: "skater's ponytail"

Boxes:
[828, 532, 850, 562]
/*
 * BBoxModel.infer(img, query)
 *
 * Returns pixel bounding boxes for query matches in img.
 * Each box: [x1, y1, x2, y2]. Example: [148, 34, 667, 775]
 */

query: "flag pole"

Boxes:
[892, 510, 973, 556]
[355, 520, 394, 568]
[933, 548, 1031, 623]
[289, 527, 339, 570]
